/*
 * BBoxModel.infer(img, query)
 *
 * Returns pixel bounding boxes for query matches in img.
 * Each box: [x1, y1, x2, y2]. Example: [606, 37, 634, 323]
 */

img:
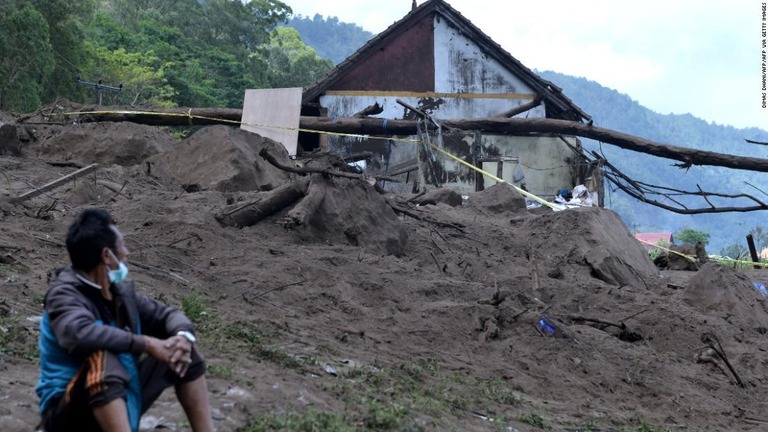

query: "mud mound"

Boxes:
[33, 122, 176, 166]
[653, 243, 699, 270]
[0, 121, 21, 156]
[412, 188, 463, 207]
[147, 125, 291, 192]
[9, 111, 768, 431]
[684, 262, 768, 330]
[466, 182, 526, 215]
[522, 207, 659, 288]
[291, 175, 407, 255]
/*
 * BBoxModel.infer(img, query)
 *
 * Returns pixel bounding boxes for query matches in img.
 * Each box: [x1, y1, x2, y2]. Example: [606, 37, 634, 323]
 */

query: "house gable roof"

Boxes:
[302, 0, 591, 122]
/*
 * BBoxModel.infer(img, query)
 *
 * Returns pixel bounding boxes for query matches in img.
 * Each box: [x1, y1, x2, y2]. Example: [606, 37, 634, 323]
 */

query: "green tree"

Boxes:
[30, 0, 98, 103]
[194, 0, 291, 53]
[0, 2, 55, 111]
[83, 44, 175, 107]
[253, 27, 333, 88]
[87, 0, 297, 108]
[675, 228, 711, 246]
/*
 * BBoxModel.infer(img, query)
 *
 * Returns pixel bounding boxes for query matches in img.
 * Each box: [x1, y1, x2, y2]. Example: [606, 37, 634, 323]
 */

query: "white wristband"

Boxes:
[177, 330, 196, 343]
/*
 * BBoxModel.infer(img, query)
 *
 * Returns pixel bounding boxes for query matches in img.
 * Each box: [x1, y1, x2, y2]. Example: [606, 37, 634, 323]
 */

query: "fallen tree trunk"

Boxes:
[59, 107, 243, 126]
[257, 148, 397, 184]
[285, 174, 327, 229]
[47, 109, 768, 174]
[303, 117, 768, 174]
[214, 177, 310, 227]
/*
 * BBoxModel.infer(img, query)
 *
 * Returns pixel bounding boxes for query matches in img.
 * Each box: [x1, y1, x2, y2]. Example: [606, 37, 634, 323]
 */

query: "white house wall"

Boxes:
[433, 16, 537, 101]
[314, 13, 577, 196]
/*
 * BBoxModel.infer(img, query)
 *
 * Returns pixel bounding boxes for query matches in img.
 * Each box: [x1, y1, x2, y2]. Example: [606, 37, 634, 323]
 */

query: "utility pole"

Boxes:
[77, 77, 123, 105]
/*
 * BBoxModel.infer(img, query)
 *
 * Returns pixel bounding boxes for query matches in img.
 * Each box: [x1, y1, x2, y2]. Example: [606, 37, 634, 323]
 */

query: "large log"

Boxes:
[302, 117, 768, 174]
[60, 107, 243, 126]
[214, 177, 310, 227]
[48, 109, 768, 174]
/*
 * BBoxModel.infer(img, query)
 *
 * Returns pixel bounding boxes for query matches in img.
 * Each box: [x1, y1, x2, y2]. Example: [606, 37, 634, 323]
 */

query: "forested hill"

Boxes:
[0, 0, 335, 112]
[538, 71, 768, 253]
[286, 15, 374, 65]
[288, 16, 768, 253]
[538, 71, 768, 157]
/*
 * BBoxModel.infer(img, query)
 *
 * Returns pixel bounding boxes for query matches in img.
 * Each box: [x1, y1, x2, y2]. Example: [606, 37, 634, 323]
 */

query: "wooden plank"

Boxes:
[387, 158, 419, 176]
[241, 88, 302, 156]
[10, 164, 99, 204]
[747, 234, 760, 269]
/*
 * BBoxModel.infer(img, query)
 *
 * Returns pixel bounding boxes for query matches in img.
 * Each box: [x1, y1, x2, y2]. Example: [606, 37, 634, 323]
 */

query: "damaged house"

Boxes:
[300, 0, 597, 200]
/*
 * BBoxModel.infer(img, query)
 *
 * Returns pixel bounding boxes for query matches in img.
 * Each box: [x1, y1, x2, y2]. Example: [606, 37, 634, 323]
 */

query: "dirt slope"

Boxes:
[2, 118, 768, 432]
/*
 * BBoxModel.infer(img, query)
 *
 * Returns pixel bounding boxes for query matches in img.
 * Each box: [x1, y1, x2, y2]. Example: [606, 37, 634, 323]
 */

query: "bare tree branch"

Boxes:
[745, 181, 768, 198]
[745, 138, 768, 145]
[697, 184, 716, 209]
[601, 168, 768, 214]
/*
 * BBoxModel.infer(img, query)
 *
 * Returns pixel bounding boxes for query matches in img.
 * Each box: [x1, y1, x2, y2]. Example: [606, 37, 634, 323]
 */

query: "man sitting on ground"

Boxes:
[36, 208, 214, 432]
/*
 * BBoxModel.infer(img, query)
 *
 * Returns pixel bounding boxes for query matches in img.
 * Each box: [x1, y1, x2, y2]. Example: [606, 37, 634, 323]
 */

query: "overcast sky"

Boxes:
[286, 0, 766, 131]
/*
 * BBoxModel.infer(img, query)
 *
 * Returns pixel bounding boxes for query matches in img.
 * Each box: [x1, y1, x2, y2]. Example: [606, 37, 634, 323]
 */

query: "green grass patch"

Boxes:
[205, 320, 310, 371]
[516, 412, 548, 429]
[315, 357, 529, 430]
[180, 291, 208, 327]
[206, 362, 234, 379]
[484, 378, 520, 406]
[631, 422, 671, 432]
[0, 314, 37, 361]
[242, 409, 355, 432]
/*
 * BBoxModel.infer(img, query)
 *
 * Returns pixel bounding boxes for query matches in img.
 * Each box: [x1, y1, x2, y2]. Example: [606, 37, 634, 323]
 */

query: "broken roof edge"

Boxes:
[302, 0, 591, 123]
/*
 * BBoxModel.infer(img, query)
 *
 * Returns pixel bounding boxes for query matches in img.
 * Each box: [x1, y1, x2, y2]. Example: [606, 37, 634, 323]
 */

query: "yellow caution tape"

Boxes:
[58, 110, 572, 211]
[636, 238, 768, 268]
[425, 143, 564, 211]
[636, 238, 696, 262]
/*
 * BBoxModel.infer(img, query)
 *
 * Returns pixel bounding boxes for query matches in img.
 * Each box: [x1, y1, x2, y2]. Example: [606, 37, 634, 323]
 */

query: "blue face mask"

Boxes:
[107, 250, 129, 284]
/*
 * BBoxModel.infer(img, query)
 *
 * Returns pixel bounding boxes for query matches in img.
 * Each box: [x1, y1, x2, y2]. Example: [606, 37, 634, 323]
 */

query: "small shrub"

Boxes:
[484, 378, 519, 406]
[517, 412, 547, 429]
[180, 292, 208, 326]
[363, 400, 411, 430]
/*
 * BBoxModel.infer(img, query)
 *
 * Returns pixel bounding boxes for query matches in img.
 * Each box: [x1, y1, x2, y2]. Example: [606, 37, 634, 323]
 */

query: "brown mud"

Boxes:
[1, 114, 768, 431]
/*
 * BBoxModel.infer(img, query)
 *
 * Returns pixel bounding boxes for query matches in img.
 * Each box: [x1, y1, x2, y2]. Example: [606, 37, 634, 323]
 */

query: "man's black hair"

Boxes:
[66, 208, 117, 272]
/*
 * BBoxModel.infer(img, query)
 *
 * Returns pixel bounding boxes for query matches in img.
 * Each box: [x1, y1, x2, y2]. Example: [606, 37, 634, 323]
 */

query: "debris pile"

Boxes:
[1, 115, 768, 431]
[33, 122, 176, 167]
[147, 125, 291, 192]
